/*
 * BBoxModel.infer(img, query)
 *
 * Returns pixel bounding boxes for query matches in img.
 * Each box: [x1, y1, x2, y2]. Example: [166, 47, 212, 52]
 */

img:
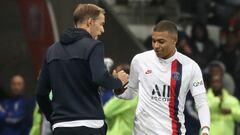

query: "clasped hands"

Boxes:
[112, 70, 129, 95]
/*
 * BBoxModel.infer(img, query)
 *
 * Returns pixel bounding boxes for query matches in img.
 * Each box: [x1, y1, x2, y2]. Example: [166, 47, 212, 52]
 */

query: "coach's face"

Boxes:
[89, 13, 105, 39]
[152, 31, 177, 59]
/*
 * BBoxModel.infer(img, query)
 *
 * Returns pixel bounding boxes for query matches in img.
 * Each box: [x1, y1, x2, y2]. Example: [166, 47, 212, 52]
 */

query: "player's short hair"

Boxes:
[153, 20, 178, 38]
[73, 4, 105, 25]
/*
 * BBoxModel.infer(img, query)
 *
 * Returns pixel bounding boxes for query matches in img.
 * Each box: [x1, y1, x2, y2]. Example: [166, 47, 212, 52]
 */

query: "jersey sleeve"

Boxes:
[189, 62, 206, 96]
[117, 55, 140, 99]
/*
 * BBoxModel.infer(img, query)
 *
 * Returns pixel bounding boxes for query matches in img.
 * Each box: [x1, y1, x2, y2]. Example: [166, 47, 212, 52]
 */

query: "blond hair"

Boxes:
[73, 4, 105, 25]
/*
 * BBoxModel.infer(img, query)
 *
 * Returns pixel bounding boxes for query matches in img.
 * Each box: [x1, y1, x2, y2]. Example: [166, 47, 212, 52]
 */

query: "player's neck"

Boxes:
[162, 49, 176, 59]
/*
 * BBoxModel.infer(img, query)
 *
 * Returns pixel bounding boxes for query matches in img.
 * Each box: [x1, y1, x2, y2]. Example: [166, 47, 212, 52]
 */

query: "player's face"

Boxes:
[89, 13, 105, 39]
[152, 31, 177, 59]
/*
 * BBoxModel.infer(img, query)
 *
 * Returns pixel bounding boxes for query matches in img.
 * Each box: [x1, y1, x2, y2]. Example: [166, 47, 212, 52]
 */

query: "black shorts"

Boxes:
[53, 124, 107, 135]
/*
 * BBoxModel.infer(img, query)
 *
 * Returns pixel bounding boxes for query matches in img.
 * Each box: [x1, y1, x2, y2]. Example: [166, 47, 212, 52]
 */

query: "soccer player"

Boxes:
[36, 4, 128, 135]
[115, 20, 210, 135]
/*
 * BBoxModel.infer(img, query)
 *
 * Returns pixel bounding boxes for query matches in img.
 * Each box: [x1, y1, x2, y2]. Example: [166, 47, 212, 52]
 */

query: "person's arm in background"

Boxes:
[114, 55, 139, 99]
[36, 58, 52, 122]
[89, 43, 127, 89]
[189, 62, 210, 135]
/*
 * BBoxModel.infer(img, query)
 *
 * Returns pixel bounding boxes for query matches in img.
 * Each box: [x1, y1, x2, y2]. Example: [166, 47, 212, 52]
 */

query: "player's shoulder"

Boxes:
[133, 50, 155, 60]
[176, 52, 199, 67]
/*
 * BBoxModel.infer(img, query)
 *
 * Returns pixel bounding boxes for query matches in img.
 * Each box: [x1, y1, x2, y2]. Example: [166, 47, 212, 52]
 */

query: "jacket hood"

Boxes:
[60, 27, 92, 45]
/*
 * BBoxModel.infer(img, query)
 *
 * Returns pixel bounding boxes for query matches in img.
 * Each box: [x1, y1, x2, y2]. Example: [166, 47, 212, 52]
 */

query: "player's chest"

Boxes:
[138, 61, 190, 90]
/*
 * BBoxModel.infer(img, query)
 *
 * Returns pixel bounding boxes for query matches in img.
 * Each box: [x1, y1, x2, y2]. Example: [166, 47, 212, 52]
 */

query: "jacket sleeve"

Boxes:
[89, 43, 122, 89]
[36, 58, 52, 122]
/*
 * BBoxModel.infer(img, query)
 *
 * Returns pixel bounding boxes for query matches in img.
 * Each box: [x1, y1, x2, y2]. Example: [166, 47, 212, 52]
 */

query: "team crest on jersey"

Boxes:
[172, 72, 181, 80]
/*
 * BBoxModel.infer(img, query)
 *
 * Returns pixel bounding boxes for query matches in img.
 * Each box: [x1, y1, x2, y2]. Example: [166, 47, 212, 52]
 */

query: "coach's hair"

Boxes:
[73, 4, 105, 25]
[153, 20, 178, 38]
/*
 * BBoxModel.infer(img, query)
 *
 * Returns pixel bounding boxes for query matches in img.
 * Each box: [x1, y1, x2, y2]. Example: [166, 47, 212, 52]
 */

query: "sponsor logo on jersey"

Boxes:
[151, 84, 170, 102]
[193, 80, 204, 87]
[145, 69, 152, 74]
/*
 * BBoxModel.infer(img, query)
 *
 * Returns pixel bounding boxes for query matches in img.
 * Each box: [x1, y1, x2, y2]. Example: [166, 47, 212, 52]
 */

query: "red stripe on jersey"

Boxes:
[169, 60, 177, 135]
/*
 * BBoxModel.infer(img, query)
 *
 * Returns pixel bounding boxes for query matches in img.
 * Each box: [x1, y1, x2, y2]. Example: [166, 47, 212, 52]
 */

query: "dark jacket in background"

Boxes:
[36, 28, 122, 124]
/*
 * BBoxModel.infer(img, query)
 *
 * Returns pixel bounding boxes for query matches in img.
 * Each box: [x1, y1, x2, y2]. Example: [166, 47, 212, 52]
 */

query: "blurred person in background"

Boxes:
[0, 74, 33, 135]
[190, 21, 217, 69]
[177, 31, 193, 58]
[205, 60, 235, 95]
[207, 74, 240, 135]
[104, 64, 137, 135]
[36, 3, 128, 135]
[217, 29, 240, 79]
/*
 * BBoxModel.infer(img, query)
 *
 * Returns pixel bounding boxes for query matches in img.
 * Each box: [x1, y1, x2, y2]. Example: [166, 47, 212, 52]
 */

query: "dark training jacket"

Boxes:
[36, 28, 122, 124]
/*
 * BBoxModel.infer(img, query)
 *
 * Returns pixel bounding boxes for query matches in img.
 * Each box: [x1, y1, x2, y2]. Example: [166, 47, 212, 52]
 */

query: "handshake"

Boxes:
[112, 69, 129, 95]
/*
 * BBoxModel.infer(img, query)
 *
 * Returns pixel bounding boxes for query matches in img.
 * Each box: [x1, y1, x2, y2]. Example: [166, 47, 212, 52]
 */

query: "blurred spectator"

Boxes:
[205, 61, 235, 95]
[207, 74, 240, 135]
[104, 64, 138, 135]
[177, 31, 193, 58]
[0, 74, 34, 135]
[217, 30, 240, 79]
[190, 21, 217, 69]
